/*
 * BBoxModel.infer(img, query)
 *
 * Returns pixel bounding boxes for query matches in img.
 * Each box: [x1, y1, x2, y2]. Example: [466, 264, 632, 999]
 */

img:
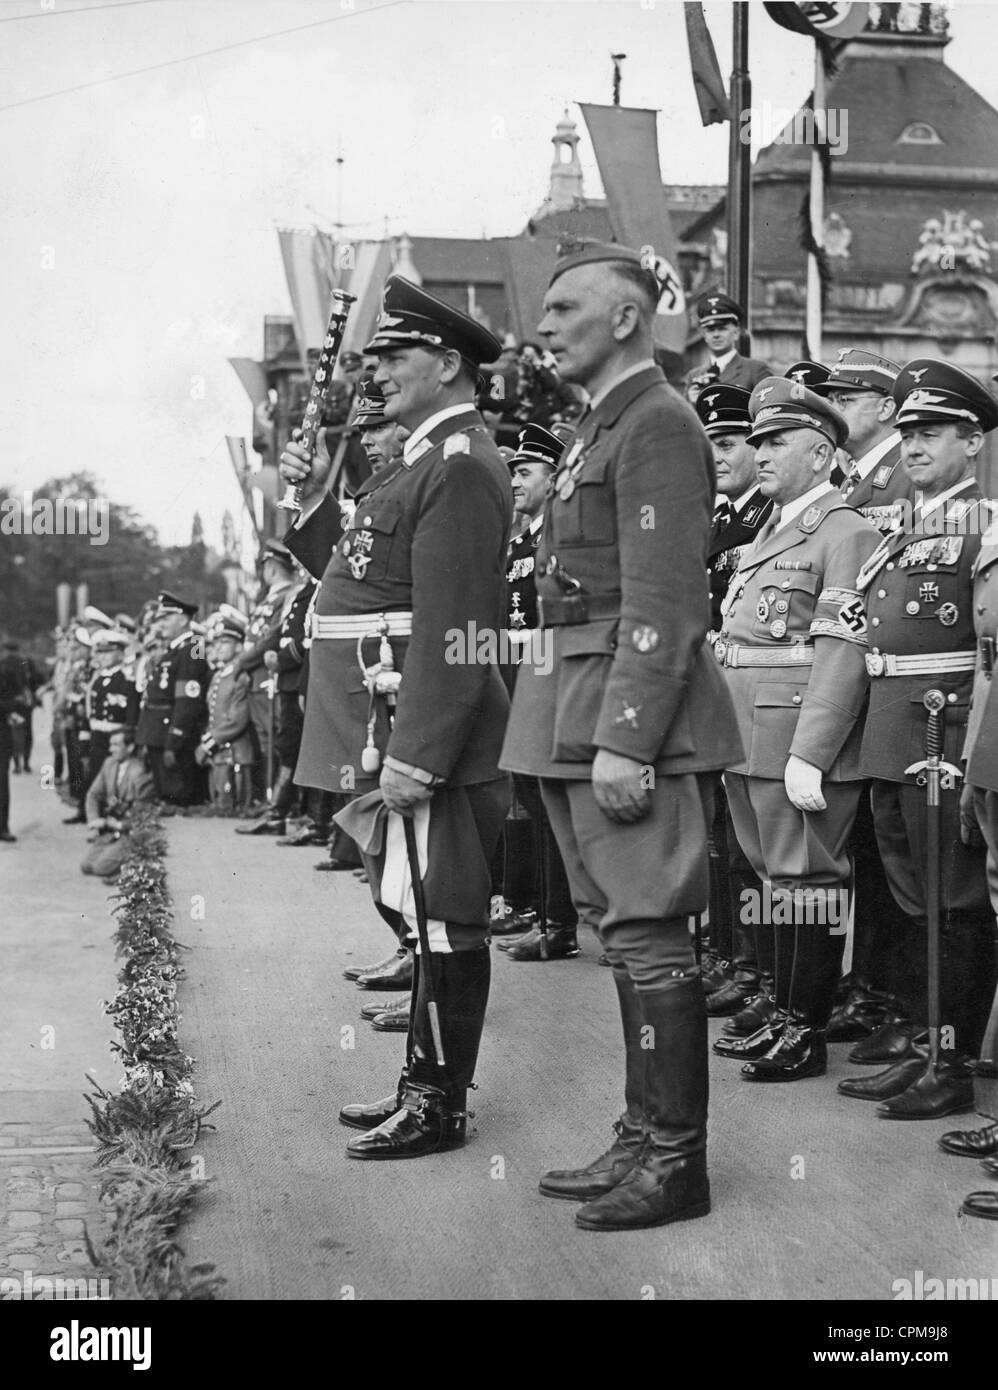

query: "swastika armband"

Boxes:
[809, 587, 868, 645]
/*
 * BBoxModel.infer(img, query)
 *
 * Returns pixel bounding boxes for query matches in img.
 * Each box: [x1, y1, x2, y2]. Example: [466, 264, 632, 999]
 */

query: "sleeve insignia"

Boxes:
[837, 596, 867, 635]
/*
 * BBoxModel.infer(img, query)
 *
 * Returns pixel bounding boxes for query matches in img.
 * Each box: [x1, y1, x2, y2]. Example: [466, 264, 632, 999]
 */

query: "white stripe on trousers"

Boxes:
[380, 801, 452, 954]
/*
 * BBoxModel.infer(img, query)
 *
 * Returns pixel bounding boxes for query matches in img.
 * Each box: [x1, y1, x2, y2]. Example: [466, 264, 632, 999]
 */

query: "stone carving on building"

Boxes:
[911, 211, 993, 276]
[824, 212, 852, 261]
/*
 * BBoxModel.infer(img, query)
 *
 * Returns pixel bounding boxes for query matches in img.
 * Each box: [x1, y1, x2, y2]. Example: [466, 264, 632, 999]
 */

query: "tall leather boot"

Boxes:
[715, 900, 791, 1059]
[339, 952, 419, 1131]
[234, 765, 291, 835]
[707, 868, 762, 1015]
[878, 911, 990, 1121]
[702, 805, 733, 993]
[576, 977, 710, 1231]
[741, 888, 843, 1083]
[721, 905, 777, 1037]
[347, 945, 490, 1159]
[539, 970, 646, 1200]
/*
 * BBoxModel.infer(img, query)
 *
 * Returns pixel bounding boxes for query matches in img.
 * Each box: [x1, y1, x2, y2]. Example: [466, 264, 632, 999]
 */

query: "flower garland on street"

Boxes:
[84, 808, 224, 1300]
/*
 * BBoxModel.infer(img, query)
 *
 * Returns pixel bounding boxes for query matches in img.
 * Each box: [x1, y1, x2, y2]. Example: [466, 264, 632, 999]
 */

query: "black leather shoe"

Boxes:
[315, 857, 359, 871]
[959, 1191, 998, 1221]
[62, 814, 87, 825]
[741, 1023, 827, 1082]
[539, 1121, 645, 1202]
[722, 991, 781, 1037]
[338, 1090, 404, 1131]
[371, 1008, 410, 1032]
[848, 1019, 919, 1066]
[0, 831, 16, 842]
[980, 1156, 998, 1178]
[506, 925, 580, 961]
[234, 815, 286, 835]
[345, 1083, 467, 1159]
[706, 976, 761, 1017]
[277, 825, 330, 847]
[700, 957, 733, 996]
[826, 993, 890, 1043]
[574, 1152, 710, 1232]
[837, 1054, 927, 1101]
[356, 951, 414, 991]
[343, 948, 406, 983]
[360, 993, 409, 1021]
[939, 1121, 998, 1158]
[491, 907, 537, 937]
[713, 1012, 787, 1059]
[877, 1065, 975, 1120]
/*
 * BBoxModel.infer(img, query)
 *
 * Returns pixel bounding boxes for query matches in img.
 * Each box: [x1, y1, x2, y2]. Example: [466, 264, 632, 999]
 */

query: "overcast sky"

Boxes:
[2, 0, 997, 548]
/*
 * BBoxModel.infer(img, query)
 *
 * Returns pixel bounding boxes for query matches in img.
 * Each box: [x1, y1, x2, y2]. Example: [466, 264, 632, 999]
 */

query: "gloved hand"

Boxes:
[785, 755, 826, 813]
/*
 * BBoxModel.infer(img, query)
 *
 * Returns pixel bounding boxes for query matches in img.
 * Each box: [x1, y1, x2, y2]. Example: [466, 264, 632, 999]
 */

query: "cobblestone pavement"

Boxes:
[0, 1115, 110, 1301]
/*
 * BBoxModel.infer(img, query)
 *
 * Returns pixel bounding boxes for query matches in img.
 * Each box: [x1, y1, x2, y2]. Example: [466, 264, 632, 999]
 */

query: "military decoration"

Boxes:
[770, 619, 788, 639]
[919, 581, 939, 603]
[937, 603, 959, 627]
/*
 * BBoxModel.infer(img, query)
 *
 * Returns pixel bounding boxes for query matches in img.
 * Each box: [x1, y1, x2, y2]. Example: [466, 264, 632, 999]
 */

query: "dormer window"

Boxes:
[898, 121, 942, 145]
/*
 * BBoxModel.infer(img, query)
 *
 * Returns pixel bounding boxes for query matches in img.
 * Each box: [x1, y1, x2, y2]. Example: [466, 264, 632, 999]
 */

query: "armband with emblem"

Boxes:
[809, 587, 868, 645]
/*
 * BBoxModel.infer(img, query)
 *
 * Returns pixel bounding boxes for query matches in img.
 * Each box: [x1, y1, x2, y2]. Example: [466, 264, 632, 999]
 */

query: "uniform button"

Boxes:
[947, 693, 957, 704]
[877, 589, 887, 599]
[871, 617, 880, 627]
[979, 605, 987, 615]
[886, 562, 895, 571]
[781, 580, 791, 589]
[792, 694, 802, 705]
[363, 516, 372, 525]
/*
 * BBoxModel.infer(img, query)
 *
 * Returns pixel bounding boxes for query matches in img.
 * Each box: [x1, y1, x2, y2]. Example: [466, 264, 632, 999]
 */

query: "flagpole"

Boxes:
[727, 2, 751, 349]
[807, 41, 825, 360]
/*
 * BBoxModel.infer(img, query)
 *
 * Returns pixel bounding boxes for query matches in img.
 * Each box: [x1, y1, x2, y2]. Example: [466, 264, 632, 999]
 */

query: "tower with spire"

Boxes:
[535, 111, 585, 218]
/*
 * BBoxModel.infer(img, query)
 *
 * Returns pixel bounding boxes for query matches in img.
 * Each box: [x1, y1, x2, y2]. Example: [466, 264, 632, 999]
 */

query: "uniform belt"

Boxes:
[538, 592, 621, 627]
[713, 640, 815, 669]
[90, 718, 125, 733]
[310, 611, 413, 640]
[865, 650, 976, 678]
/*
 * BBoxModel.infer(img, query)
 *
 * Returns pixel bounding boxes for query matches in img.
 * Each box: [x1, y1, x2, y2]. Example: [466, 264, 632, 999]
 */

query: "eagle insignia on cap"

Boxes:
[703, 393, 719, 407]
[908, 368, 929, 384]
[756, 386, 774, 403]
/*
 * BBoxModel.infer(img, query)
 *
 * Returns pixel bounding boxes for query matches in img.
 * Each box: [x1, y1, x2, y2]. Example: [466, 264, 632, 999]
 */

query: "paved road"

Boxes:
[1, 711, 115, 1298]
[171, 816, 998, 1302]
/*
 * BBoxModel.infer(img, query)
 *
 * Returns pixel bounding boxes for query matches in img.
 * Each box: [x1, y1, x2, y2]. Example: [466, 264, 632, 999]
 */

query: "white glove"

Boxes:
[785, 755, 826, 813]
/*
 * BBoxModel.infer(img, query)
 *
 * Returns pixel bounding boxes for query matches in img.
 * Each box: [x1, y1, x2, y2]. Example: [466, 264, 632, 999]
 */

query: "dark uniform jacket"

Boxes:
[139, 630, 210, 752]
[707, 489, 774, 631]
[717, 487, 880, 780]
[501, 364, 743, 779]
[274, 580, 316, 695]
[964, 531, 998, 792]
[285, 407, 512, 793]
[241, 582, 296, 694]
[506, 518, 542, 634]
[858, 480, 987, 781]
[204, 662, 255, 764]
[85, 666, 139, 735]
[718, 352, 771, 391]
[839, 436, 914, 535]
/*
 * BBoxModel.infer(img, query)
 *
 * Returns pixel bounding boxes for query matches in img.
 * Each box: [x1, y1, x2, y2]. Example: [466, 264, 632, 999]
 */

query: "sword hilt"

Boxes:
[923, 688, 945, 760]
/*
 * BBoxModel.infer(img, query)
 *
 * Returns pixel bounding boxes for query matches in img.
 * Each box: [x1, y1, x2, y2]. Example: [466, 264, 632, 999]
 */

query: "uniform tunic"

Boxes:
[502, 363, 742, 958]
[138, 630, 210, 804]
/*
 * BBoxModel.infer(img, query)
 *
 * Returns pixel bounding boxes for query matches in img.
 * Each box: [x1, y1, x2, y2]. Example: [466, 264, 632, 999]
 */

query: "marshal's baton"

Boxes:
[905, 689, 962, 1071]
[403, 813, 446, 1067]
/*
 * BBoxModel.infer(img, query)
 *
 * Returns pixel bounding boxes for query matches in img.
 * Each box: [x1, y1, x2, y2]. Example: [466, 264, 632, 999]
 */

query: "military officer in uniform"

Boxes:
[948, 502, 998, 1218]
[238, 540, 298, 803]
[501, 240, 743, 1232]
[83, 630, 139, 793]
[685, 292, 770, 400]
[694, 385, 774, 1030]
[280, 276, 512, 1161]
[715, 377, 880, 1081]
[494, 422, 581, 962]
[198, 609, 255, 812]
[139, 592, 210, 806]
[841, 360, 997, 1119]
[810, 351, 920, 1054]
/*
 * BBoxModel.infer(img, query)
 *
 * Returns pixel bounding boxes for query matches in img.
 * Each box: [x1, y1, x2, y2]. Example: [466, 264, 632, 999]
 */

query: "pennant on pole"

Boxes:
[277, 227, 337, 367]
[684, 3, 730, 126]
[579, 103, 687, 356]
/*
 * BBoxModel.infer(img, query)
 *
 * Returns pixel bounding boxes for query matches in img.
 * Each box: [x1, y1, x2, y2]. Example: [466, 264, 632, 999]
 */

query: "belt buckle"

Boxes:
[714, 639, 728, 666]
[865, 653, 885, 677]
